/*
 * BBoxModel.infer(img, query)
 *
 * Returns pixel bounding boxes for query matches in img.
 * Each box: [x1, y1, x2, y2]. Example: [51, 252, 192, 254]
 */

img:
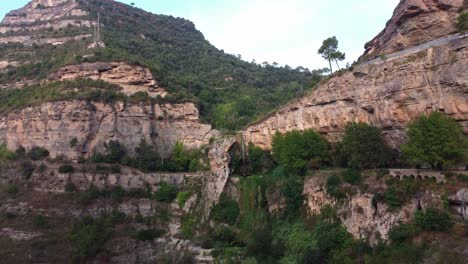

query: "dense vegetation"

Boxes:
[0, 0, 326, 130]
[402, 112, 467, 169]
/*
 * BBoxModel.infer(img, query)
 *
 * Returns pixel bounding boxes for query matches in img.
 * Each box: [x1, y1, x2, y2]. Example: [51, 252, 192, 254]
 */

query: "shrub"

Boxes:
[313, 222, 353, 255]
[340, 123, 391, 169]
[65, 181, 77, 193]
[78, 185, 101, 205]
[0, 145, 16, 160]
[110, 164, 121, 174]
[58, 164, 74, 174]
[21, 160, 35, 179]
[104, 140, 127, 163]
[109, 186, 126, 203]
[326, 174, 344, 200]
[176, 191, 191, 207]
[415, 208, 453, 232]
[457, 11, 468, 32]
[342, 168, 362, 185]
[272, 130, 329, 174]
[389, 223, 416, 244]
[211, 194, 240, 225]
[28, 146, 49, 161]
[402, 112, 467, 169]
[68, 216, 114, 261]
[133, 228, 164, 241]
[7, 184, 19, 195]
[70, 138, 78, 148]
[33, 214, 49, 229]
[181, 214, 196, 239]
[154, 183, 177, 202]
[384, 186, 403, 209]
[15, 146, 26, 158]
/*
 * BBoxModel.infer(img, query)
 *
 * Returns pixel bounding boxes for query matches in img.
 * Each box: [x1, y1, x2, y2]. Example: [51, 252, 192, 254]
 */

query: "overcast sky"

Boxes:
[1, 0, 400, 70]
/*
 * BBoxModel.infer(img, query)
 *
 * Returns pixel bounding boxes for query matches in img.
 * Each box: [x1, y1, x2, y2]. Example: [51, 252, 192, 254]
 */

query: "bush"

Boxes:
[0, 145, 16, 160]
[68, 216, 114, 261]
[176, 191, 191, 207]
[28, 146, 49, 161]
[21, 160, 35, 179]
[389, 223, 416, 244]
[15, 146, 26, 158]
[272, 130, 329, 174]
[78, 185, 101, 205]
[6, 184, 19, 195]
[104, 140, 127, 163]
[384, 186, 403, 209]
[70, 138, 78, 148]
[133, 228, 164, 241]
[402, 112, 467, 169]
[211, 194, 240, 225]
[340, 123, 391, 169]
[58, 164, 74, 174]
[65, 181, 77, 193]
[326, 174, 344, 200]
[110, 164, 121, 174]
[154, 183, 177, 202]
[181, 214, 196, 239]
[415, 208, 453, 232]
[313, 222, 353, 255]
[33, 214, 49, 229]
[457, 11, 468, 32]
[342, 168, 362, 185]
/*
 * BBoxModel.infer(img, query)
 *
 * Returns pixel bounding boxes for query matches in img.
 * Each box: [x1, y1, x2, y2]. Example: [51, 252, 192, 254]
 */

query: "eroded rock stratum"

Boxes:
[244, 37, 468, 150]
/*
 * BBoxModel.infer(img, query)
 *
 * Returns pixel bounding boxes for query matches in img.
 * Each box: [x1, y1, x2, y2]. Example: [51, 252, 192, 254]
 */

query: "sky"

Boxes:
[0, 0, 400, 70]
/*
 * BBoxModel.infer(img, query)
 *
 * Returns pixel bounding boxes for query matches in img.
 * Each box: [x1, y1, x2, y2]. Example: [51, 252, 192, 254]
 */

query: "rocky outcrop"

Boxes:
[244, 37, 468, 149]
[1, 0, 87, 26]
[0, 100, 219, 159]
[199, 137, 236, 218]
[303, 176, 444, 245]
[362, 0, 466, 60]
[0, 0, 93, 46]
[49, 62, 167, 97]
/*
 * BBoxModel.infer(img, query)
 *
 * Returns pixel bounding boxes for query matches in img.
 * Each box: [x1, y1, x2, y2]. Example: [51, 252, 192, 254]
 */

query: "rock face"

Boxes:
[244, 37, 468, 149]
[303, 176, 443, 245]
[49, 62, 167, 97]
[362, 0, 466, 60]
[199, 137, 236, 218]
[0, 100, 218, 159]
[0, 0, 92, 45]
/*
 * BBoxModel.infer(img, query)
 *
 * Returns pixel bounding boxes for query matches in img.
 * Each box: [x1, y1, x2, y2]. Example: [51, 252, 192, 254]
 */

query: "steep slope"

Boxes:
[244, 0, 468, 150]
[0, 0, 321, 130]
[362, 0, 466, 60]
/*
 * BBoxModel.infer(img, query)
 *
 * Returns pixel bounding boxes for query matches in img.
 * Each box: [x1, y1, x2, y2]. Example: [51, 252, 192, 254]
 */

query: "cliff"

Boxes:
[244, 1, 468, 149]
[363, 0, 466, 60]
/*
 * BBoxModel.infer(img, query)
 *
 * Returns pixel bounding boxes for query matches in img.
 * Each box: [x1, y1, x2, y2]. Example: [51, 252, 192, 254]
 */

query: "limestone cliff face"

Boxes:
[0, 0, 92, 45]
[49, 62, 167, 97]
[0, 100, 218, 159]
[303, 176, 444, 245]
[363, 0, 466, 60]
[244, 37, 468, 149]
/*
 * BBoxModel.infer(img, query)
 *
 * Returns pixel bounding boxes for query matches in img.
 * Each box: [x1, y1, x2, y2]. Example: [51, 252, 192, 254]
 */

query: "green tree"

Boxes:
[272, 130, 329, 174]
[318, 36, 346, 74]
[457, 12, 468, 32]
[340, 122, 391, 169]
[401, 112, 467, 169]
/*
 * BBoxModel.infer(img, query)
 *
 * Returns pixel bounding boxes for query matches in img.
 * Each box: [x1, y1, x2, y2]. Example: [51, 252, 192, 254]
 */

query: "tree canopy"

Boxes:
[401, 112, 467, 169]
[272, 129, 329, 174]
[318, 36, 346, 74]
[340, 122, 391, 169]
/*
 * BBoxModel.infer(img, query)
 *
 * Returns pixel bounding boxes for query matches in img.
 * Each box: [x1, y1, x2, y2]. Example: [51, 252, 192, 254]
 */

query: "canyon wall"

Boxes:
[363, 0, 465, 59]
[0, 100, 218, 159]
[244, 37, 468, 150]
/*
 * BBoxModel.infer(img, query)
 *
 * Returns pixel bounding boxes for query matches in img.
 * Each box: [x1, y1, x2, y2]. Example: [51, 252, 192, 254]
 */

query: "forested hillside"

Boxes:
[1, 0, 323, 130]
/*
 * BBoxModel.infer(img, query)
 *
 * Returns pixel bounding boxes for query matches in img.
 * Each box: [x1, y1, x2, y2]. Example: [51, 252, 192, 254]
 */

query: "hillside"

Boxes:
[0, 0, 322, 130]
[0, 0, 468, 264]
